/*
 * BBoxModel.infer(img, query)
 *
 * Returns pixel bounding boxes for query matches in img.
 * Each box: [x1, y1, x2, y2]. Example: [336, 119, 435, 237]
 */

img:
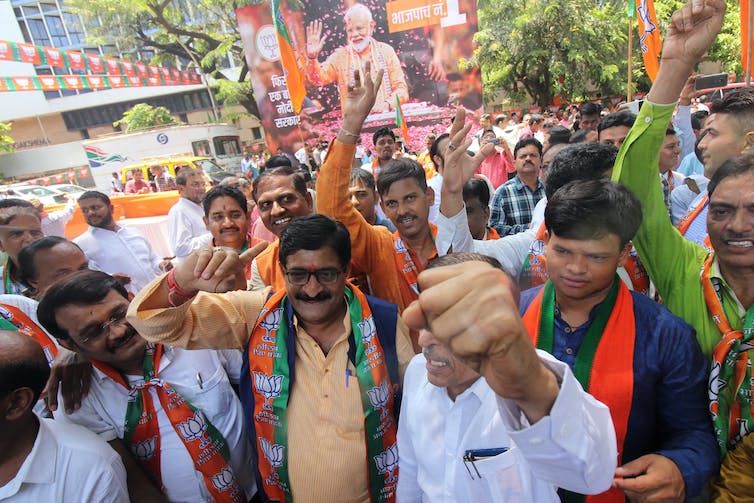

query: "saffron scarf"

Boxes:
[483, 227, 500, 240]
[522, 278, 635, 503]
[0, 303, 57, 365]
[703, 255, 754, 457]
[249, 286, 398, 503]
[391, 224, 437, 298]
[93, 344, 243, 502]
[676, 193, 713, 252]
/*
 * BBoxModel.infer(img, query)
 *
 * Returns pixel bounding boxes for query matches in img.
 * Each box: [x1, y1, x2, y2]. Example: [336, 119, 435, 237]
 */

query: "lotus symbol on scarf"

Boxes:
[394, 238, 411, 261]
[359, 316, 377, 354]
[131, 436, 157, 461]
[177, 410, 211, 448]
[373, 444, 399, 483]
[530, 239, 545, 259]
[254, 372, 283, 410]
[260, 437, 285, 468]
[367, 380, 390, 419]
[260, 308, 283, 343]
[210, 467, 236, 492]
[708, 361, 726, 405]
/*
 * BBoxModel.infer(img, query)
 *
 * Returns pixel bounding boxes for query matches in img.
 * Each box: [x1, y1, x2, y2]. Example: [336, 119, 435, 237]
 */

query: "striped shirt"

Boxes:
[489, 176, 545, 236]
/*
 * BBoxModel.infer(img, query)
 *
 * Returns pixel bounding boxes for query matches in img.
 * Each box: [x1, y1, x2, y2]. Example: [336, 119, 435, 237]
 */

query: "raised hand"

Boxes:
[172, 241, 268, 295]
[306, 21, 327, 60]
[338, 61, 384, 144]
[440, 107, 496, 216]
[663, 0, 726, 66]
[402, 261, 559, 423]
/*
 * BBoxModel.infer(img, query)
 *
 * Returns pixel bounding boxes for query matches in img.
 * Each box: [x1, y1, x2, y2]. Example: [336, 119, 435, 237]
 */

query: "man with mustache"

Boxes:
[488, 137, 546, 236]
[126, 214, 414, 503]
[305, 3, 408, 113]
[37, 270, 259, 503]
[75, 191, 173, 295]
[397, 253, 617, 501]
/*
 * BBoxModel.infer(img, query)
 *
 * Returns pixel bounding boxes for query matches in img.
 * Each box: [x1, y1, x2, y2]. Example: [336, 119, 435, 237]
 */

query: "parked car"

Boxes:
[120, 156, 234, 189]
[1, 184, 67, 206]
[48, 183, 89, 200]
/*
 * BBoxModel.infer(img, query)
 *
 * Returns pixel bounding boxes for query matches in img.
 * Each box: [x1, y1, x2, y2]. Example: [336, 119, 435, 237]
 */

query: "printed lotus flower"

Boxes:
[708, 361, 725, 405]
[359, 316, 376, 351]
[393, 238, 411, 261]
[210, 467, 236, 492]
[254, 372, 284, 411]
[260, 437, 285, 468]
[374, 444, 399, 483]
[177, 411, 210, 448]
[132, 436, 157, 461]
[367, 380, 390, 419]
[531, 239, 545, 257]
[259, 308, 283, 342]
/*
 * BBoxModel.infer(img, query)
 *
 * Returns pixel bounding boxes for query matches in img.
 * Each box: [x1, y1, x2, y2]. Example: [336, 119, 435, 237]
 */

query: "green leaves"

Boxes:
[113, 104, 180, 132]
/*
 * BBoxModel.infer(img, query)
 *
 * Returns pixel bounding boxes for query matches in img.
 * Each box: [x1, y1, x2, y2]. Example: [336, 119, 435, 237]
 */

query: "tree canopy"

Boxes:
[474, 0, 743, 107]
[70, 0, 260, 117]
[0, 122, 14, 153]
[113, 103, 180, 132]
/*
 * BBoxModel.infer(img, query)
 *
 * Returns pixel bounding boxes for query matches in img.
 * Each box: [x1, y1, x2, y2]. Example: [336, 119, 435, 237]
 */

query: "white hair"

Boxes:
[344, 3, 373, 24]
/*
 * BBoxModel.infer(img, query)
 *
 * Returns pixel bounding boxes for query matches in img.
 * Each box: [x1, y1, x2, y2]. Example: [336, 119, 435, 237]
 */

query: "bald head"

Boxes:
[0, 330, 50, 410]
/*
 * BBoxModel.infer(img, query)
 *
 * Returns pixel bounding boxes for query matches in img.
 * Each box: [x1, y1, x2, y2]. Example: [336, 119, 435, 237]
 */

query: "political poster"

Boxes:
[236, 0, 479, 158]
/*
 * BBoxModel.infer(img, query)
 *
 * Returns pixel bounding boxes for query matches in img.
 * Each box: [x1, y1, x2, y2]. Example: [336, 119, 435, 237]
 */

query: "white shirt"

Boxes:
[41, 198, 76, 237]
[436, 206, 535, 279]
[54, 346, 256, 503]
[74, 225, 165, 295]
[0, 417, 128, 502]
[670, 174, 709, 225]
[427, 174, 443, 224]
[529, 197, 547, 231]
[167, 197, 211, 261]
[397, 352, 617, 502]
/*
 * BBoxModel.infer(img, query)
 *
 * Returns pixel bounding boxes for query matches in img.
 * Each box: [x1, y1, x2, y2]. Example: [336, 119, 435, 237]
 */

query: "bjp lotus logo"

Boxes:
[530, 239, 545, 261]
[177, 411, 211, 448]
[210, 467, 237, 493]
[708, 361, 726, 408]
[373, 444, 399, 483]
[259, 308, 283, 343]
[359, 316, 377, 354]
[260, 437, 285, 468]
[393, 238, 411, 261]
[254, 372, 283, 411]
[132, 436, 157, 461]
[367, 380, 390, 419]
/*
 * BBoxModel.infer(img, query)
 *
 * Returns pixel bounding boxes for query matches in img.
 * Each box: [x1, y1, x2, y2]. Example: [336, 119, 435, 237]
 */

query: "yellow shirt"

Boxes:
[128, 277, 414, 502]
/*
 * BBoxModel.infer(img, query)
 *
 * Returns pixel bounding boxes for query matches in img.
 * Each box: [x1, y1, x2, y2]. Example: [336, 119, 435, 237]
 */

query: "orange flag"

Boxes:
[636, 0, 662, 82]
[271, 0, 306, 114]
[742, 0, 753, 80]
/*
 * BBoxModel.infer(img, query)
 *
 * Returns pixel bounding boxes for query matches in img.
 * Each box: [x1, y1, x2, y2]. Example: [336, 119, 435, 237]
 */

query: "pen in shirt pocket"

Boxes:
[463, 447, 509, 479]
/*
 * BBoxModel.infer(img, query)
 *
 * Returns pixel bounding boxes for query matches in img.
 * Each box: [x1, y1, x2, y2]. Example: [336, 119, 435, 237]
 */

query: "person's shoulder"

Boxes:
[376, 40, 398, 54]
[404, 353, 428, 389]
[40, 418, 119, 461]
[254, 239, 279, 261]
[630, 292, 696, 341]
[519, 285, 544, 315]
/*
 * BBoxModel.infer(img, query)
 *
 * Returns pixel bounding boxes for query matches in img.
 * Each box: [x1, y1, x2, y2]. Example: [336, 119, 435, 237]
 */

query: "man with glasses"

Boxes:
[37, 270, 259, 503]
[125, 214, 414, 502]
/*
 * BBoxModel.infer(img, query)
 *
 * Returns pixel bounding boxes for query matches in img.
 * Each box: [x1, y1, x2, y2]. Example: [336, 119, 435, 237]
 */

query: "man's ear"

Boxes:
[617, 242, 631, 268]
[305, 191, 314, 210]
[202, 216, 209, 230]
[744, 131, 754, 151]
[543, 229, 550, 244]
[425, 187, 435, 207]
[1, 388, 35, 421]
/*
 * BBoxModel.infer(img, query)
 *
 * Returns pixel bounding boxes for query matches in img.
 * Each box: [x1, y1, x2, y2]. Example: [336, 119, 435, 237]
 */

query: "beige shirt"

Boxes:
[128, 277, 414, 502]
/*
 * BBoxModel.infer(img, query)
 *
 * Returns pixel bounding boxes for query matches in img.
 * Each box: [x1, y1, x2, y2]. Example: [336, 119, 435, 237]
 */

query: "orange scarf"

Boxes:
[522, 280, 635, 503]
[676, 193, 713, 252]
[483, 227, 500, 240]
[0, 303, 58, 365]
[391, 224, 437, 301]
[94, 345, 242, 502]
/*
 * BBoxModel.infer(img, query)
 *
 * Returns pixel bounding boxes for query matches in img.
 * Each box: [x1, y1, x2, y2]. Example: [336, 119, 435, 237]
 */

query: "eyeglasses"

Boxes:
[78, 309, 129, 344]
[283, 268, 343, 286]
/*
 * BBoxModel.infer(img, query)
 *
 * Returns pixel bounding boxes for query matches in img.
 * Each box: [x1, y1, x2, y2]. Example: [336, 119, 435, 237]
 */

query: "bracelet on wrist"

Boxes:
[165, 269, 197, 307]
[339, 126, 360, 139]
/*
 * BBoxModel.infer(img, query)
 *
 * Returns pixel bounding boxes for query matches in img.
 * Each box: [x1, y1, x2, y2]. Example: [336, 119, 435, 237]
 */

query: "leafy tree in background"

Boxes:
[113, 103, 180, 132]
[70, 0, 261, 118]
[0, 122, 14, 153]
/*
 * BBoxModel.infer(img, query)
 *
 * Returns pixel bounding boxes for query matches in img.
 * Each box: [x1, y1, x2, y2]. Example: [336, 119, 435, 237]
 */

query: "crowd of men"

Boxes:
[2, 1, 754, 501]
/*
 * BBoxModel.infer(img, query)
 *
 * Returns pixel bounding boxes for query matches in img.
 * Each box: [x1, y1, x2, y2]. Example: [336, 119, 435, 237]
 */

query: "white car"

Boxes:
[48, 183, 89, 199]
[2, 185, 67, 206]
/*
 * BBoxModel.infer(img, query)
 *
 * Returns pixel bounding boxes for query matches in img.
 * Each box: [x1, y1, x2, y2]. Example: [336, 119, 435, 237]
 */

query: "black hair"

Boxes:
[77, 190, 111, 206]
[372, 127, 396, 147]
[350, 168, 376, 190]
[252, 166, 308, 202]
[569, 128, 592, 144]
[544, 143, 618, 199]
[37, 270, 129, 341]
[18, 236, 83, 283]
[278, 215, 351, 269]
[708, 151, 754, 198]
[513, 137, 543, 159]
[547, 126, 571, 146]
[265, 154, 293, 169]
[0, 207, 40, 226]
[376, 158, 427, 195]
[0, 198, 33, 210]
[597, 110, 636, 134]
[429, 133, 450, 171]
[710, 87, 754, 132]
[0, 336, 49, 401]
[690, 115, 703, 131]
[462, 178, 491, 207]
[545, 179, 641, 248]
[666, 127, 677, 136]
[580, 102, 602, 117]
[202, 185, 248, 217]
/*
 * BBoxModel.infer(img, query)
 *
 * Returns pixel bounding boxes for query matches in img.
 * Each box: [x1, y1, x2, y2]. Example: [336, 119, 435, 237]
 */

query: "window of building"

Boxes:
[22, 5, 41, 18]
[46, 15, 68, 47]
[63, 13, 86, 46]
[252, 127, 262, 140]
[28, 18, 51, 46]
[40, 3, 59, 13]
